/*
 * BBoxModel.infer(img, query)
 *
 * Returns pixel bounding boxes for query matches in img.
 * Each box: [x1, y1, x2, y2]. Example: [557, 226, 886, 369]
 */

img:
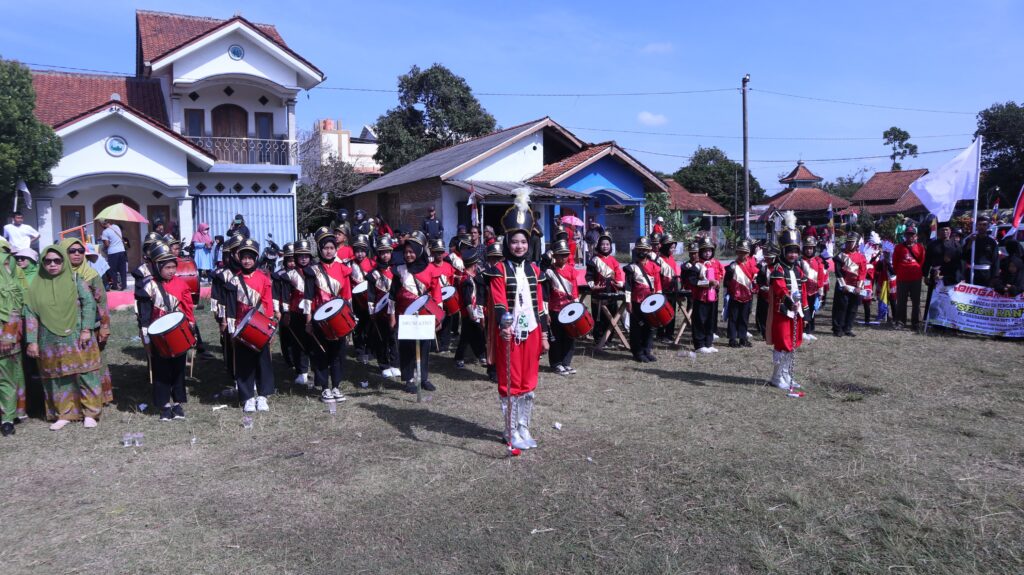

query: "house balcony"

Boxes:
[189, 136, 297, 166]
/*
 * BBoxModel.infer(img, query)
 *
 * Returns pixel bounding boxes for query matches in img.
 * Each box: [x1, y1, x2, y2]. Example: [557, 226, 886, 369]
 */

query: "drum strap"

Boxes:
[318, 263, 340, 297]
[155, 279, 174, 314]
[237, 273, 257, 309]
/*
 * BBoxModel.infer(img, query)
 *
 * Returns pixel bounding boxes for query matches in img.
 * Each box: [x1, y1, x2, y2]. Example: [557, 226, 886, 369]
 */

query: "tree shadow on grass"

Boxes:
[358, 403, 503, 445]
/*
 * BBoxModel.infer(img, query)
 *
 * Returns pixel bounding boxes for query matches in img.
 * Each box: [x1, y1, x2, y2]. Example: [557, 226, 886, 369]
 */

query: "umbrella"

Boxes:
[94, 202, 149, 224]
[561, 215, 584, 227]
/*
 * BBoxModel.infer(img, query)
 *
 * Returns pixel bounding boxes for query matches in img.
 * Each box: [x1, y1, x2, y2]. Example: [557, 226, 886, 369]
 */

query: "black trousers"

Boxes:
[726, 299, 752, 342]
[692, 301, 716, 349]
[548, 318, 577, 367]
[285, 313, 311, 376]
[152, 353, 187, 407]
[235, 343, 273, 401]
[755, 297, 769, 338]
[895, 280, 921, 327]
[454, 316, 486, 363]
[400, 339, 431, 384]
[805, 294, 819, 333]
[311, 330, 347, 390]
[434, 315, 453, 352]
[106, 251, 127, 289]
[220, 328, 235, 380]
[629, 310, 654, 358]
[193, 322, 208, 354]
[969, 269, 992, 286]
[353, 310, 371, 356]
[832, 288, 859, 334]
[279, 314, 295, 369]
[370, 317, 399, 369]
[656, 293, 678, 339]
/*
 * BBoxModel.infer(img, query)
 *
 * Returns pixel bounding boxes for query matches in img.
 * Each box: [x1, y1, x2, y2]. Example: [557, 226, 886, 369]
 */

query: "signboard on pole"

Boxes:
[927, 281, 1024, 338]
[398, 315, 435, 340]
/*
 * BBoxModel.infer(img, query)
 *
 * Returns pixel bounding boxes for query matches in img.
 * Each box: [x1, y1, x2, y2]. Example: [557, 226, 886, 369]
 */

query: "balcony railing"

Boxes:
[188, 136, 296, 166]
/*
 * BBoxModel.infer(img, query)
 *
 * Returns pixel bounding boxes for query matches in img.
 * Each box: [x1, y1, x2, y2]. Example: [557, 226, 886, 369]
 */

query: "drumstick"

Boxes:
[188, 348, 196, 380]
[284, 322, 308, 355]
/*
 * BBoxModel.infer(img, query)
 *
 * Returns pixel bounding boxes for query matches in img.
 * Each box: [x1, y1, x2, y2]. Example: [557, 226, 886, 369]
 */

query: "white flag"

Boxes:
[909, 138, 981, 222]
[16, 180, 31, 210]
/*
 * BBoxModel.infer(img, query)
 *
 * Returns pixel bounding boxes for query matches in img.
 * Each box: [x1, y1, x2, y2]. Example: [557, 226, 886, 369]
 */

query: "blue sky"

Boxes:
[3, 0, 1021, 196]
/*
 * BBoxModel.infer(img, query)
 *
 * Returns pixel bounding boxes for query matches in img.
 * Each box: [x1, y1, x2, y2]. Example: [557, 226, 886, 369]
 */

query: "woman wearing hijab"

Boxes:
[993, 240, 1024, 297]
[192, 222, 214, 278]
[0, 239, 25, 436]
[490, 189, 550, 452]
[14, 248, 38, 288]
[25, 244, 104, 430]
[389, 230, 441, 394]
[304, 227, 355, 403]
[62, 237, 113, 404]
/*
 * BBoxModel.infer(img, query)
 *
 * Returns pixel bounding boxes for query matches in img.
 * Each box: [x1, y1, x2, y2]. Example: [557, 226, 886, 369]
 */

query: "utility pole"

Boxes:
[733, 170, 738, 217]
[742, 74, 751, 239]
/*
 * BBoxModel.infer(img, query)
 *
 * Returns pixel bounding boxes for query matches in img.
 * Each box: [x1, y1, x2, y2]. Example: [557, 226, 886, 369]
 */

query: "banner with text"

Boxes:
[927, 282, 1024, 337]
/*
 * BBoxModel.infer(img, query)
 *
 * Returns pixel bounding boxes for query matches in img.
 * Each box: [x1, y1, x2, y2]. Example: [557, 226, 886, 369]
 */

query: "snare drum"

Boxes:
[175, 259, 200, 304]
[405, 294, 444, 330]
[233, 307, 278, 352]
[313, 298, 357, 340]
[373, 295, 391, 317]
[351, 281, 369, 315]
[640, 293, 675, 328]
[557, 302, 594, 339]
[148, 311, 196, 358]
[441, 285, 461, 316]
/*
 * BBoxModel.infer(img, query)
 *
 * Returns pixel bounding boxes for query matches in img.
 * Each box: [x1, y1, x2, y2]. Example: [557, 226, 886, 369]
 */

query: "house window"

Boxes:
[184, 109, 205, 137]
[255, 113, 273, 140]
[255, 112, 274, 163]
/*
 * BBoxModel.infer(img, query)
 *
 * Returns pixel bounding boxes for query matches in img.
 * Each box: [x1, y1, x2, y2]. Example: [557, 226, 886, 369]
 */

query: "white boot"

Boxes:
[500, 396, 531, 450]
[517, 393, 538, 448]
[771, 351, 789, 390]
[785, 352, 801, 389]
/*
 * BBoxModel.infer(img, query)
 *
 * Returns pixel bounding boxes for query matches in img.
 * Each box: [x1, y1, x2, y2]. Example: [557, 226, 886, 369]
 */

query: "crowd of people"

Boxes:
[1, 198, 1020, 449]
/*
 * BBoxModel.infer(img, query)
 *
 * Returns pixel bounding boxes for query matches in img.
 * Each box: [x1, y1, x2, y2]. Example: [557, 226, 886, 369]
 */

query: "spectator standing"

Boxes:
[227, 214, 250, 239]
[892, 226, 925, 329]
[422, 206, 444, 240]
[3, 212, 39, 251]
[99, 219, 127, 290]
[652, 217, 665, 236]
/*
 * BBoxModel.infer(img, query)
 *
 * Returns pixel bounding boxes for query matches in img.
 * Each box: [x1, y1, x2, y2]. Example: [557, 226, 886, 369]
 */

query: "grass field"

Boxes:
[1, 299, 1021, 574]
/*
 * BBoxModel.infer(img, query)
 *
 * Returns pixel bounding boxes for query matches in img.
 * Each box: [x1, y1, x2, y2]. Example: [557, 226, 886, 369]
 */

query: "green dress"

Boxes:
[24, 275, 103, 422]
[81, 273, 114, 403]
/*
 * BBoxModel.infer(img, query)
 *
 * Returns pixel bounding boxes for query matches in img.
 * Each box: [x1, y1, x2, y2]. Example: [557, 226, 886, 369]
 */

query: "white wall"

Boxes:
[177, 82, 288, 136]
[51, 114, 190, 187]
[451, 132, 544, 182]
[172, 30, 299, 89]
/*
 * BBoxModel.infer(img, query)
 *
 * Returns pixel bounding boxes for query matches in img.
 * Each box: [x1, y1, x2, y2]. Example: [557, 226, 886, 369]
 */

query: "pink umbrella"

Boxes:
[561, 215, 584, 227]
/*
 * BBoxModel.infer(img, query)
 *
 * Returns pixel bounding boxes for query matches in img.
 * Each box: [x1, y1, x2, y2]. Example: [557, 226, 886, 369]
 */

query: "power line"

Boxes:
[568, 125, 974, 141]
[312, 86, 739, 97]
[751, 88, 975, 116]
[623, 146, 966, 164]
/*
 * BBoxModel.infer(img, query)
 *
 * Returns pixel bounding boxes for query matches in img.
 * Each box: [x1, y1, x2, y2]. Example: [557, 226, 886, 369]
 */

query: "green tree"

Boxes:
[0, 58, 62, 212]
[296, 130, 367, 233]
[373, 64, 496, 173]
[821, 167, 869, 201]
[671, 146, 766, 212]
[882, 127, 918, 171]
[975, 101, 1024, 207]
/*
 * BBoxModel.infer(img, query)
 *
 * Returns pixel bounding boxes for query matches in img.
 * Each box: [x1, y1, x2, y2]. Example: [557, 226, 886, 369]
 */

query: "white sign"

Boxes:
[928, 281, 1024, 337]
[398, 315, 435, 340]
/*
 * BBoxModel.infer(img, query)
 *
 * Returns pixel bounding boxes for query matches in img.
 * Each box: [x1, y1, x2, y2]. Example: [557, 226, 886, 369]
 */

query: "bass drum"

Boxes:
[405, 294, 444, 330]
[313, 298, 357, 340]
[148, 311, 196, 358]
[557, 302, 594, 339]
[640, 293, 675, 328]
[175, 259, 200, 304]
[351, 281, 370, 315]
[233, 307, 278, 352]
[441, 285, 460, 316]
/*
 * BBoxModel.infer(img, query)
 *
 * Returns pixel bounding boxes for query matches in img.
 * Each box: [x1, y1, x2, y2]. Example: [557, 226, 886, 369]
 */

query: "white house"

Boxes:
[26, 10, 324, 267]
[313, 119, 381, 176]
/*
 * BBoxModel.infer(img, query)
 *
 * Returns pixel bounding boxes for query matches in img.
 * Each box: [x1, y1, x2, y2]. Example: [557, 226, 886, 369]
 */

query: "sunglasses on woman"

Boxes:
[43, 258, 63, 265]
[67, 247, 86, 254]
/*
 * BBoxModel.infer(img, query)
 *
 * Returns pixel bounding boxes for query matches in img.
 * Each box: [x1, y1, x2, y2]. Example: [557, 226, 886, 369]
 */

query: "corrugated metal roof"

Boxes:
[195, 195, 296, 248]
[354, 118, 562, 195]
[446, 180, 588, 201]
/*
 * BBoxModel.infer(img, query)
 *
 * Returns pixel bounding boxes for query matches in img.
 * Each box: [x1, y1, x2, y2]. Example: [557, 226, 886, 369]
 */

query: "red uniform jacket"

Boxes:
[690, 258, 724, 303]
[624, 259, 662, 305]
[767, 260, 807, 352]
[544, 261, 579, 315]
[431, 260, 456, 288]
[137, 275, 196, 333]
[304, 259, 353, 314]
[801, 256, 828, 295]
[834, 250, 867, 291]
[227, 269, 273, 326]
[489, 260, 549, 397]
[725, 257, 758, 303]
[652, 253, 680, 293]
[336, 245, 354, 264]
[586, 253, 625, 294]
[392, 264, 441, 315]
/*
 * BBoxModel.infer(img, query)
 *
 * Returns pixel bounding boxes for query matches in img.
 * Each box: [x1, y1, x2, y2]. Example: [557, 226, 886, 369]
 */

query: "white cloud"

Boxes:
[640, 42, 673, 54]
[637, 111, 668, 126]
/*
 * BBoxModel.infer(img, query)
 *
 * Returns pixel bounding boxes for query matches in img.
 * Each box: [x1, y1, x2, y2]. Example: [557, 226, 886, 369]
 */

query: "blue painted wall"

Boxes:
[561, 156, 645, 202]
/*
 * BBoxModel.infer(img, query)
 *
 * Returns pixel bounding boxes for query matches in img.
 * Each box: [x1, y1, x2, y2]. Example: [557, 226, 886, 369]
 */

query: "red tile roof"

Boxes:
[137, 10, 286, 65]
[662, 179, 729, 215]
[850, 169, 928, 202]
[764, 187, 850, 212]
[32, 70, 169, 127]
[527, 143, 612, 186]
[779, 161, 823, 184]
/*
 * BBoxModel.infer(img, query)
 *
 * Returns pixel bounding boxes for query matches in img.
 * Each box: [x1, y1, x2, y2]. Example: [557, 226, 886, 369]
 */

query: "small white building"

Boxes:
[26, 9, 324, 267]
[313, 119, 381, 176]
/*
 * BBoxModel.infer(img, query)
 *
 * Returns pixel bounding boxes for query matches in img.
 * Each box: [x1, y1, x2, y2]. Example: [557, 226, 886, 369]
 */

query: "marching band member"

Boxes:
[687, 237, 724, 353]
[428, 239, 455, 353]
[653, 233, 680, 343]
[767, 219, 808, 394]
[755, 244, 777, 339]
[351, 235, 374, 365]
[491, 189, 549, 451]
[832, 232, 867, 337]
[131, 232, 164, 284]
[212, 234, 245, 379]
[273, 243, 296, 374]
[167, 233, 212, 359]
[305, 227, 354, 403]
[800, 236, 827, 338]
[724, 239, 758, 348]
[224, 238, 275, 412]
[454, 246, 487, 369]
[482, 240, 504, 381]
[332, 226, 354, 264]
[586, 231, 625, 353]
[367, 235, 399, 378]
[283, 240, 313, 387]
[860, 233, 882, 325]
[136, 243, 195, 420]
[680, 241, 700, 315]
[624, 237, 662, 362]
[542, 239, 578, 374]
[389, 231, 440, 394]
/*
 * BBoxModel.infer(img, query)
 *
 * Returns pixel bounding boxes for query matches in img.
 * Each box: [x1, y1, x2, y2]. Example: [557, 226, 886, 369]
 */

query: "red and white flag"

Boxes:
[1008, 183, 1024, 235]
